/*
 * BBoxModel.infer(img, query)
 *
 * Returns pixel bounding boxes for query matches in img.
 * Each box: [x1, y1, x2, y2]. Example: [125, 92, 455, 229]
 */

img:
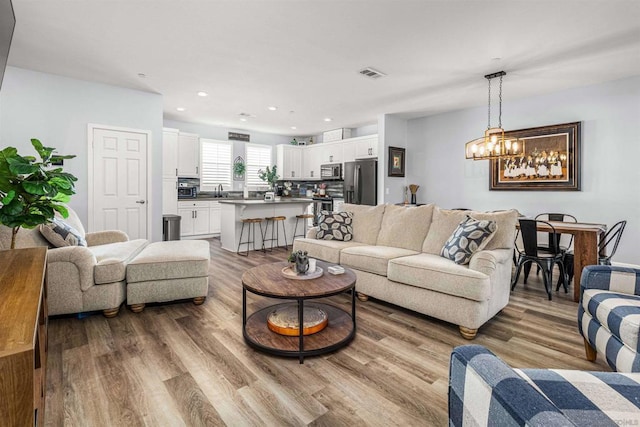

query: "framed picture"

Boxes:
[490, 122, 581, 191]
[388, 146, 405, 177]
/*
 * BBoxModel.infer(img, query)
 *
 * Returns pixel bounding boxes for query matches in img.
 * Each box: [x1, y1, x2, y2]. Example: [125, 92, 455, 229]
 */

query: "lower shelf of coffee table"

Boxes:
[244, 302, 354, 355]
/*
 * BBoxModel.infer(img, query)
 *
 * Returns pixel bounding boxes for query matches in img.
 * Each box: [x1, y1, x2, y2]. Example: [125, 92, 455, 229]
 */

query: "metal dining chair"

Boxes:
[534, 212, 577, 254]
[565, 220, 627, 284]
[511, 219, 568, 300]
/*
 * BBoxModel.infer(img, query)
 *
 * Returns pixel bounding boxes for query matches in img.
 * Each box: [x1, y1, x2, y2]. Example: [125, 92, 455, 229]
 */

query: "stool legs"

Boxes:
[263, 218, 289, 250]
[237, 220, 265, 256]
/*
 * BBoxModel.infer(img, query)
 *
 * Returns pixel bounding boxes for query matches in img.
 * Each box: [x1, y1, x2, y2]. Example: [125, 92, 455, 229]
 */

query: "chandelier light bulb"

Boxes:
[479, 146, 485, 155]
[505, 140, 512, 149]
[471, 144, 478, 153]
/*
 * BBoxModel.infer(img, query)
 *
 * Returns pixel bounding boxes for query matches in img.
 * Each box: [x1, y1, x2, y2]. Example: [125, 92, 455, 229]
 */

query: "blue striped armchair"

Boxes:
[579, 265, 640, 373]
[449, 345, 640, 426]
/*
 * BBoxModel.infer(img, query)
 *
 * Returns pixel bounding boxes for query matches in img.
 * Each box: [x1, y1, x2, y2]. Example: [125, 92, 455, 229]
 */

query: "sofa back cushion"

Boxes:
[469, 209, 518, 250]
[422, 207, 470, 254]
[341, 203, 386, 245]
[377, 204, 435, 251]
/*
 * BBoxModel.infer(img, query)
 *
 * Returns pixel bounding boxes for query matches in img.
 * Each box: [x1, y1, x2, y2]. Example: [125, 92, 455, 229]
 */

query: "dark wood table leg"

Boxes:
[298, 299, 304, 364]
[573, 231, 598, 302]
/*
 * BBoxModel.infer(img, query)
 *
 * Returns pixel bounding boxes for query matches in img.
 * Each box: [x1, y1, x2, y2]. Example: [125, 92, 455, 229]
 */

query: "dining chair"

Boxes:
[511, 219, 568, 300]
[565, 220, 627, 284]
[534, 212, 577, 254]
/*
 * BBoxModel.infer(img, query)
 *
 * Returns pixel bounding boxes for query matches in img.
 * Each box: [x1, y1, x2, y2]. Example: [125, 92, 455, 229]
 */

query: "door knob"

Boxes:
[136, 200, 146, 204]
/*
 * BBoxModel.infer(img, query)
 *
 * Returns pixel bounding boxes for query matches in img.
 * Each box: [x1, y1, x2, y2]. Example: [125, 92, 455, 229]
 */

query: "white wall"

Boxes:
[0, 67, 164, 241]
[406, 75, 640, 263]
[378, 114, 408, 204]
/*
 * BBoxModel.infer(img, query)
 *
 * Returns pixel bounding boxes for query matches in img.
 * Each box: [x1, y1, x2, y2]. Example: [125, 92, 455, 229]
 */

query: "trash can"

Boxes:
[163, 214, 181, 241]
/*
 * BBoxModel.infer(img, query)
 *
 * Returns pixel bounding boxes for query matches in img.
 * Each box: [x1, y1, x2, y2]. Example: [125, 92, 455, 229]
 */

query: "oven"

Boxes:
[312, 197, 334, 226]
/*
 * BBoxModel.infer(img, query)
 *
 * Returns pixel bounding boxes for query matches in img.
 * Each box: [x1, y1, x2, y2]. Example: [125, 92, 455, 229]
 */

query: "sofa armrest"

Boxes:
[47, 246, 97, 292]
[580, 265, 640, 298]
[449, 345, 574, 427]
[306, 227, 318, 239]
[85, 230, 129, 246]
[468, 248, 512, 276]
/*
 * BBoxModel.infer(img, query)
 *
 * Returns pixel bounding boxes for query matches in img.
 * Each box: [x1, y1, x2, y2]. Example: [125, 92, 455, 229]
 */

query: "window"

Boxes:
[245, 143, 272, 187]
[200, 139, 232, 191]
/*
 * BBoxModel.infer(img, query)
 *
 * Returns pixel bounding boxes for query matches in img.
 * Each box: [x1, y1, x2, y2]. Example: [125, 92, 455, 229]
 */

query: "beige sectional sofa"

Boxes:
[293, 204, 518, 339]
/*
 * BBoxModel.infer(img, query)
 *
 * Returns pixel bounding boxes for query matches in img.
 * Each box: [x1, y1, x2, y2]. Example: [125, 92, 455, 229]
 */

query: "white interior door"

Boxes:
[90, 126, 150, 239]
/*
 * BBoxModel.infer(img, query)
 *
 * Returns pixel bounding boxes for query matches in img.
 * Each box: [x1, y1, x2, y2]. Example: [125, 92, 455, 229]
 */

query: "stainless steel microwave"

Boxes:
[177, 185, 197, 199]
[320, 163, 342, 180]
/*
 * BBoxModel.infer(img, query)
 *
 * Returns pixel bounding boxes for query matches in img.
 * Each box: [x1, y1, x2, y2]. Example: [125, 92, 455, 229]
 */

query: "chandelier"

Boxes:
[464, 71, 524, 160]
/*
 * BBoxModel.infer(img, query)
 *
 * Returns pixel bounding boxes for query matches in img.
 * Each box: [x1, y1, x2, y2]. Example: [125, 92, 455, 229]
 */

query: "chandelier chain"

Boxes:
[487, 78, 492, 129]
[498, 75, 503, 128]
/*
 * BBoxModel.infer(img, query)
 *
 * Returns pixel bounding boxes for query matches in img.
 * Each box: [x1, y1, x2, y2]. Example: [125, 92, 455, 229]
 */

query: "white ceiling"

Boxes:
[7, 0, 640, 136]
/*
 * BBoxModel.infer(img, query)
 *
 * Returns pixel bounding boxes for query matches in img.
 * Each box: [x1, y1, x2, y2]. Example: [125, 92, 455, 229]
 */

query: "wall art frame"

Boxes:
[490, 122, 581, 191]
[388, 146, 405, 177]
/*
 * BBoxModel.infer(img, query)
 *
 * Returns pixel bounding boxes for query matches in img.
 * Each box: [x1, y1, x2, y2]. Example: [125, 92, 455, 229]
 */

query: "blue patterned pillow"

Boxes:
[39, 217, 87, 247]
[441, 216, 497, 265]
[316, 211, 353, 241]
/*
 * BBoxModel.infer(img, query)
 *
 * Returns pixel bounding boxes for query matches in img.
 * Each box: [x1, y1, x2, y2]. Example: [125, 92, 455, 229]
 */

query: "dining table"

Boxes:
[516, 220, 607, 302]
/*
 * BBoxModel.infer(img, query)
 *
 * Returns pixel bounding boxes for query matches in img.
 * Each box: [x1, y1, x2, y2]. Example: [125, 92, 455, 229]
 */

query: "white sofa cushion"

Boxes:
[422, 208, 470, 254]
[388, 253, 490, 302]
[342, 203, 386, 245]
[89, 239, 148, 284]
[376, 204, 435, 251]
[469, 209, 519, 250]
[341, 245, 419, 276]
[293, 237, 367, 264]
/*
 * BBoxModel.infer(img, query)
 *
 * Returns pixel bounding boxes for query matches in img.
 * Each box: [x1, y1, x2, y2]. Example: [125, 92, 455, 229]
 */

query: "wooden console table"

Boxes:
[0, 247, 48, 426]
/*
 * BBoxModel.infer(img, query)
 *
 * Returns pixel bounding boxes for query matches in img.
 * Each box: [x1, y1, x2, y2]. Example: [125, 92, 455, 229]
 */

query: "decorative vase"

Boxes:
[411, 194, 417, 205]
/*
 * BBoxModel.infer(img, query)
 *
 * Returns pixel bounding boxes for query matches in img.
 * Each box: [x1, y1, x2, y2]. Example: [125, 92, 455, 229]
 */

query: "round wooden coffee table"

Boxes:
[242, 260, 357, 363]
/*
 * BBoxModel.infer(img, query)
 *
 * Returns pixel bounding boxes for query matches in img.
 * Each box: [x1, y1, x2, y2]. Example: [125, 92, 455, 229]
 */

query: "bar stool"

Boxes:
[263, 216, 288, 251]
[237, 218, 265, 256]
[293, 214, 314, 241]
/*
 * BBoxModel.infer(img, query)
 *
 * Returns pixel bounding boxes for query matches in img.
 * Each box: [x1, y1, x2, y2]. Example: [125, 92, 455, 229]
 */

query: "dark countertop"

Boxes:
[218, 198, 313, 205]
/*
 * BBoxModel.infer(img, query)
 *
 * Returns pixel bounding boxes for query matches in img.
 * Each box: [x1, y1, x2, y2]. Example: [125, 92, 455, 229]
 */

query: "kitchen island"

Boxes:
[219, 198, 313, 253]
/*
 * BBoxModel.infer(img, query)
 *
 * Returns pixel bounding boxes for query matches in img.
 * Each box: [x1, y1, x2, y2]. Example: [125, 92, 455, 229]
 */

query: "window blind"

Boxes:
[200, 139, 232, 190]
[245, 143, 273, 187]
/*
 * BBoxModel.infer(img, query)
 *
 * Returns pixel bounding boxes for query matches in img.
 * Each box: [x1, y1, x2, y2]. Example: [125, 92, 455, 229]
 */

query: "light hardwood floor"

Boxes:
[45, 238, 608, 426]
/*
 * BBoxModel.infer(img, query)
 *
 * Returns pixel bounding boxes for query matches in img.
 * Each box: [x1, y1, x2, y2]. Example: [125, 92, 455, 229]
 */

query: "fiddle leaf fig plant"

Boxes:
[0, 139, 77, 249]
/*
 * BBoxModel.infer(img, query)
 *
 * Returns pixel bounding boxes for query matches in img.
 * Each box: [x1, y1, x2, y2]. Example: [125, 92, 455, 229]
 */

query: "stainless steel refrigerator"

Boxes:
[344, 159, 377, 205]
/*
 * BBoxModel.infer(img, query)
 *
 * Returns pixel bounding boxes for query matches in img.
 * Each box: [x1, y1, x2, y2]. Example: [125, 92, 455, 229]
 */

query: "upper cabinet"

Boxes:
[354, 135, 378, 159]
[177, 132, 200, 177]
[303, 144, 322, 180]
[342, 140, 356, 164]
[162, 128, 179, 178]
[276, 145, 303, 180]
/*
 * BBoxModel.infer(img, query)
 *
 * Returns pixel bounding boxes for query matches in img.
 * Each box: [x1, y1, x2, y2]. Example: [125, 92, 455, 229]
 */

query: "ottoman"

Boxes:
[126, 240, 210, 313]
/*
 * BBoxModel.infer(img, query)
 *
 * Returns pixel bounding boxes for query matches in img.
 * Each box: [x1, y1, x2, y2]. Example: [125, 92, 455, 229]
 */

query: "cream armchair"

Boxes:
[0, 208, 148, 317]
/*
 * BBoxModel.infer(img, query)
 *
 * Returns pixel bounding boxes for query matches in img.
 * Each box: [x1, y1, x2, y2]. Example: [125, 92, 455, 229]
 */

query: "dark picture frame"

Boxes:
[490, 122, 581, 191]
[388, 146, 405, 177]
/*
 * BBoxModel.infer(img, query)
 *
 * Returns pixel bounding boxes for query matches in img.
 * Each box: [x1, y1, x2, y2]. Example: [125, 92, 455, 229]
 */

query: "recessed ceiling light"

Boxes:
[291, 126, 297, 130]
[268, 106, 277, 111]
[137, 73, 146, 78]
[324, 118, 332, 122]
[197, 91, 208, 97]
[240, 118, 247, 122]
[176, 107, 185, 112]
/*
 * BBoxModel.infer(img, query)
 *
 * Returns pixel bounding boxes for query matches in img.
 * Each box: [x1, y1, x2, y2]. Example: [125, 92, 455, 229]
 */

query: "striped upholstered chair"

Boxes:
[579, 265, 640, 373]
[449, 345, 640, 426]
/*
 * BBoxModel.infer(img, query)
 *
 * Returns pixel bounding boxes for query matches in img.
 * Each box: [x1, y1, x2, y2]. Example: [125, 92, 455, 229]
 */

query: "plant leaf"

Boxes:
[22, 180, 52, 196]
[52, 204, 69, 218]
[7, 157, 40, 175]
[1, 189, 15, 205]
[52, 193, 71, 203]
[31, 139, 54, 162]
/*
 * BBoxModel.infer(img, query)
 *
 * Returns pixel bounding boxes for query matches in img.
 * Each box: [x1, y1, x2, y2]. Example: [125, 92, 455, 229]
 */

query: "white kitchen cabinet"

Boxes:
[276, 145, 303, 180]
[354, 135, 379, 159]
[209, 201, 221, 234]
[303, 144, 322, 180]
[342, 140, 356, 164]
[177, 132, 200, 177]
[162, 178, 178, 215]
[162, 128, 179, 179]
[178, 201, 210, 236]
[322, 142, 343, 164]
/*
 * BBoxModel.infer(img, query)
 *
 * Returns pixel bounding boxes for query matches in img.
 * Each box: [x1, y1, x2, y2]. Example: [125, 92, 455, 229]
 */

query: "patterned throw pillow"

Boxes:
[316, 211, 353, 241]
[441, 215, 497, 265]
[39, 218, 87, 247]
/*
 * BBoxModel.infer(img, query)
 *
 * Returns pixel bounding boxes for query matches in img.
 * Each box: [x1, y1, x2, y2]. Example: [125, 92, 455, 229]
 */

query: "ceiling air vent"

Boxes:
[358, 67, 386, 79]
